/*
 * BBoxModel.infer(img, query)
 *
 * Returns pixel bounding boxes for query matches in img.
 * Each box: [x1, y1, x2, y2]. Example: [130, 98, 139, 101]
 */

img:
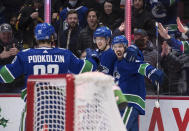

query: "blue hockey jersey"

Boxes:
[97, 48, 117, 76]
[0, 47, 97, 88]
[114, 60, 160, 115]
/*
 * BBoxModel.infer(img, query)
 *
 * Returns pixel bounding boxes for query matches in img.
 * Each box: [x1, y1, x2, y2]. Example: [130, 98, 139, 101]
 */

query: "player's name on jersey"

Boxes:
[28, 55, 64, 63]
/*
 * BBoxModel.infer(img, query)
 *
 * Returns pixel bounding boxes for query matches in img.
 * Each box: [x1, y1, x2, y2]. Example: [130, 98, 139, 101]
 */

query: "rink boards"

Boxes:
[0, 95, 188, 131]
[139, 96, 189, 131]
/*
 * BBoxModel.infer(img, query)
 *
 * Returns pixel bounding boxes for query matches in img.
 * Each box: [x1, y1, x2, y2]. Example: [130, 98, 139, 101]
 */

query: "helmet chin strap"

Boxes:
[100, 43, 108, 51]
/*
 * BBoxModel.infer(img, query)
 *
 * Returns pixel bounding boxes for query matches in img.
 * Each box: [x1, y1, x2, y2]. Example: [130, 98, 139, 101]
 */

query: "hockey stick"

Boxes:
[155, 22, 160, 108]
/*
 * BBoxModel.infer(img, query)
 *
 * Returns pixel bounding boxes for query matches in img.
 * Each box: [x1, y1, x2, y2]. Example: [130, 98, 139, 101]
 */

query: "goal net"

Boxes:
[26, 72, 126, 131]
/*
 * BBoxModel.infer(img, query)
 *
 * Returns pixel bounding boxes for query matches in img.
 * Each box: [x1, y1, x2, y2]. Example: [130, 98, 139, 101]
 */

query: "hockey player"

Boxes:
[158, 18, 189, 54]
[86, 27, 128, 111]
[87, 26, 117, 75]
[112, 35, 164, 131]
[0, 23, 98, 130]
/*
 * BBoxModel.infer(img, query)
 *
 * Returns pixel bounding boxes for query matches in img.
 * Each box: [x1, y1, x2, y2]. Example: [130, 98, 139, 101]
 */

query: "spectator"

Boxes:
[134, 29, 158, 67]
[78, 8, 100, 58]
[59, 10, 80, 57]
[17, 0, 44, 48]
[99, 0, 123, 31]
[132, 0, 155, 41]
[57, 0, 88, 32]
[160, 39, 188, 95]
[0, 23, 24, 93]
[56, 0, 88, 46]
[9, 14, 22, 42]
[158, 20, 189, 95]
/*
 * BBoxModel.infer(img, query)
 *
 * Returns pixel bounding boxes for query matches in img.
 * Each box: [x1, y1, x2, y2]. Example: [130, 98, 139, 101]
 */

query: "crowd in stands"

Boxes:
[0, 0, 188, 96]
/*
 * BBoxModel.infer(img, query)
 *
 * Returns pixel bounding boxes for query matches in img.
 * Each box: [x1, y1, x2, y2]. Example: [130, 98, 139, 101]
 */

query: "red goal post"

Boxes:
[26, 72, 125, 131]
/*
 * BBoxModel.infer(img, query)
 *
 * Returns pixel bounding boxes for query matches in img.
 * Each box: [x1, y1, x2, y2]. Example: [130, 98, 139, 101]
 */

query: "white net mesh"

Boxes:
[33, 79, 67, 131]
[29, 72, 125, 131]
[74, 72, 125, 131]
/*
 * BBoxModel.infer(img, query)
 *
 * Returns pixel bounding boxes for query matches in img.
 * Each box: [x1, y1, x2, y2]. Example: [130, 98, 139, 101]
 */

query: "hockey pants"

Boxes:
[121, 106, 139, 131]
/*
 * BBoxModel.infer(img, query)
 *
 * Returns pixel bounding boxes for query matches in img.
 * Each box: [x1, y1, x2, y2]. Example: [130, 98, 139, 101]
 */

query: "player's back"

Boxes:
[0, 46, 97, 89]
[12, 47, 82, 78]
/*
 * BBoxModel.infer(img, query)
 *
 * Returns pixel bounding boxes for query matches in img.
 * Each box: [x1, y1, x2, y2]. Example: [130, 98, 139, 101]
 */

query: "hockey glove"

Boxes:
[147, 68, 164, 86]
[124, 44, 140, 63]
[86, 48, 100, 66]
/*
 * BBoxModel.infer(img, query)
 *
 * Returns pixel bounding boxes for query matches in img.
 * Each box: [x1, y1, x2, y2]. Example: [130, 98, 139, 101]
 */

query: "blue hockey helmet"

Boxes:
[93, 26, 112, 39]
[112, 35, 128, 46]
[35, 23, 55, 40]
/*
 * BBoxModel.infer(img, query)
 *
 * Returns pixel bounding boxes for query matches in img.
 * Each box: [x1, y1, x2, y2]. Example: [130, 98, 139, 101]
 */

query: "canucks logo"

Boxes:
[151, 2, 167, 18]
[98, 65, 109, 74]
[38, 29, 42, 34]
[113, 67, 120, 82]
[113, 71, 120, 80]
[113, 70, 120, 86]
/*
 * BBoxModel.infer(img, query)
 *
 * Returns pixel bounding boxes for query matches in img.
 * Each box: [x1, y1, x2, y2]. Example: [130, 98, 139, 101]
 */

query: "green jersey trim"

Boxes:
[125, 94, 145, 110]
[138, 63, 150, 76]
[80, 60, 93, 73]
[0, 66, 15, 83]
[123, 107, 132, 124]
